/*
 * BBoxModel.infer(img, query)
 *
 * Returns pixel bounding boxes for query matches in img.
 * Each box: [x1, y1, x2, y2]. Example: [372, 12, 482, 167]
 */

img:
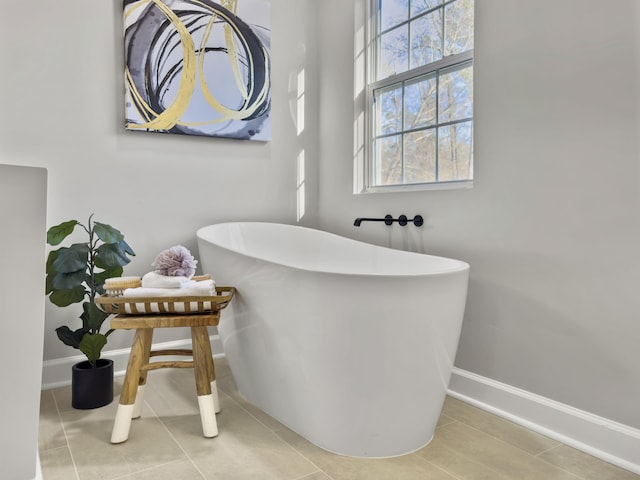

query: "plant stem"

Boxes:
[88, 217, 96, 304]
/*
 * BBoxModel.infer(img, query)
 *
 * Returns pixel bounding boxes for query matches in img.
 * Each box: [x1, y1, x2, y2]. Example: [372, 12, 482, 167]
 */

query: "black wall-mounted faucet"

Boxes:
[354, 214, 424, 227]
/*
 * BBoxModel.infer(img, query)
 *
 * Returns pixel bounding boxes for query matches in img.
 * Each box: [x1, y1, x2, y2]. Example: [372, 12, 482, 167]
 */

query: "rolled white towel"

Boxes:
[123, 279, 216, 298]
[142, 271, 193, 289]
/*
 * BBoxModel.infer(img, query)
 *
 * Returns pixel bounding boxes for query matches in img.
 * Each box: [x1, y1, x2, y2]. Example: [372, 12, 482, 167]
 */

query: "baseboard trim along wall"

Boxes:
[448, 367, 640, 475]
[41, 335, 224, 390]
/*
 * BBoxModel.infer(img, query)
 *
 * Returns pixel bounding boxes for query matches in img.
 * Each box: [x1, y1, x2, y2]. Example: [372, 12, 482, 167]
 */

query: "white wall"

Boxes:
[316, 0, 640, 432]
[0, 0, 319, 364]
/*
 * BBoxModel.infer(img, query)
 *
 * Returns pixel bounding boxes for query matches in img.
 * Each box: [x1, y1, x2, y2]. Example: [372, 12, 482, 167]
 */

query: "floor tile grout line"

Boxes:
[436, 419, 458, 429]
[218, 386, 337, 480]
[534, 443, 563, 458]
[532, 445, 599, 480]
[108, 458, 189, 480]
[50, 389, 81, 480]
[291, 472, 329, 480]
[531, 445, 639, 480]
[422, 418, 504, 480]
[38, 396, 72, 454]
[444, 399, 568, 455]
[533, 456, 590, 480]
[447, 421, 586, 480]
[410, 451, 466, 480]
[412, 438, 512, 480]
[445, 411, 561, 457]
[141, 399, 208, 480]
[433, 410, 574, 480]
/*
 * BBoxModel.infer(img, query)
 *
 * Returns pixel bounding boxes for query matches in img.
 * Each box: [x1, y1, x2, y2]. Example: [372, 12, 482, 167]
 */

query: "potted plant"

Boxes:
[46, 214, 135, 409]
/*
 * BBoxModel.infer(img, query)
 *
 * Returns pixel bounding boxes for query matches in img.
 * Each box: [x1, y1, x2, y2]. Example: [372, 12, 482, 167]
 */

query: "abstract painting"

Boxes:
[124, 0, 271, 141]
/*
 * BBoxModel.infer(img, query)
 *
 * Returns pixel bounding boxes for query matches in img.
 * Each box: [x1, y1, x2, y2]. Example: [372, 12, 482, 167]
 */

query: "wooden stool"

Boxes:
[109, 312, 221, 443]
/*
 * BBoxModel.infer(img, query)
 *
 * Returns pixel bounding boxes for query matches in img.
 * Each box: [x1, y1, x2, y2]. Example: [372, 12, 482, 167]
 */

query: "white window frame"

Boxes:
[359, 0, 474, 194]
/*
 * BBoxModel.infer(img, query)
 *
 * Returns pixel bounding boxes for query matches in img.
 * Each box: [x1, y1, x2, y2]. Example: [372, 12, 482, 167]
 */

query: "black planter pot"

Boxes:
[71, 358, 114, 409]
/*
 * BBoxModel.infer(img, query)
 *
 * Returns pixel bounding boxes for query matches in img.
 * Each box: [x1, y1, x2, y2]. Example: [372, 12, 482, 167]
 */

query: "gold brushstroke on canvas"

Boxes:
[220, 0, 247, 100]
[125, 0, 196, 130]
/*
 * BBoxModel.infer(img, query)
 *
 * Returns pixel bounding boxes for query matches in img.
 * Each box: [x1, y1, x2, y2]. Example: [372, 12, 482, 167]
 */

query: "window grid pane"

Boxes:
[380, 0, 408, 31]
[404, 129, 437, 184]
[378, 25, 409, 80]
[444, 0, 474, 56]
[370, 0, 473, 188]
[404, 73, 437, 130]
[438, 62, 473, 123]
[437, 121, 473, 181]
[374, 135, 403, 185]
[410, 0, 442, 17]
[409, 10, 443, 69]
[376, 85, 403, 135]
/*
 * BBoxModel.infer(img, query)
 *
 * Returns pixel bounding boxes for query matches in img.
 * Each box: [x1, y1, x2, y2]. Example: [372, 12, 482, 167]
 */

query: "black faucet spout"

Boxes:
[353, 216, 390, 226]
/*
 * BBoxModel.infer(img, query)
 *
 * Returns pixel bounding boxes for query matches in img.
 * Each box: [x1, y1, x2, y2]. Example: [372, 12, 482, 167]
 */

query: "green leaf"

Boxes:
[55, 326, 86, 349]
[52, 270, 88, 290]
[49, 286, 86, 307]
[93, 222, 124, 244]
[47, 220, 79, 246]
[81, 302, 109, 333]
[94, 241, 133, 269]
[53, 244, 90, 273]
[46, 250, 59, 273]
[79, 333, 107, 365]
[45, 272, 54, 295]
[121, 239, 135, 256]
[45, 250, 60, 294]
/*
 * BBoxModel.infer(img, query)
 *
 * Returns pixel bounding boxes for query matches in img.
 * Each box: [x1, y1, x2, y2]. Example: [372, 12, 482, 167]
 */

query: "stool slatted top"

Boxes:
[95, 286, 235, 316]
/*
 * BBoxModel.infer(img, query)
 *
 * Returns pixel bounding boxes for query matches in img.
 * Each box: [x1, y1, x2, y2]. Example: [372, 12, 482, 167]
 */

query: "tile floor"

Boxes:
[39, 358, 639, 480]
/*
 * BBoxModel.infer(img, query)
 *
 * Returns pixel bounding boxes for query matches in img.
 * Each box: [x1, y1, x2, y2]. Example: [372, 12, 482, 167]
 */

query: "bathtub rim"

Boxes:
[196, 221, 470, 278]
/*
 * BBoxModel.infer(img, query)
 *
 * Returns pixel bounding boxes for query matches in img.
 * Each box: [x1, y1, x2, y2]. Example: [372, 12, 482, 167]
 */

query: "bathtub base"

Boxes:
[310, 433, 436, 460]
[221, 311, 453, 458]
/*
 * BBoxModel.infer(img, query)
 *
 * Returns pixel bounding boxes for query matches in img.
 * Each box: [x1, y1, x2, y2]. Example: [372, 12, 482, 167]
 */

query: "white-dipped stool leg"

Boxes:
[111, 404, 135, 443]
[211, 380, 220, 413]
[132, 385, 146, 419]
[198, 394, 218, 437]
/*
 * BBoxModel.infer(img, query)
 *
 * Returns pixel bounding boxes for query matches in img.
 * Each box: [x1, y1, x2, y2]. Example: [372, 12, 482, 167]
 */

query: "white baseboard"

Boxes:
[41, 335, 224, 390]
[448, 367, 640, 475]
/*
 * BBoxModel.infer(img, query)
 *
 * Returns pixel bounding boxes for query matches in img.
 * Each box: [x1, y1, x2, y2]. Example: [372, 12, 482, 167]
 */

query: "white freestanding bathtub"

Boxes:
[196, 222, 469, 458]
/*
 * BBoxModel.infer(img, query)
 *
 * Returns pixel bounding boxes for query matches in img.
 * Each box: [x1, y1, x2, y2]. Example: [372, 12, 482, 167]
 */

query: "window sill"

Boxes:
[355, 180, 473, 195]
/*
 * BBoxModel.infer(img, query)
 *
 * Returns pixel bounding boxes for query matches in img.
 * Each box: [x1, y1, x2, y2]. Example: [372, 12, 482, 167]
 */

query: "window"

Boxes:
[365, 0, 474, 191]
